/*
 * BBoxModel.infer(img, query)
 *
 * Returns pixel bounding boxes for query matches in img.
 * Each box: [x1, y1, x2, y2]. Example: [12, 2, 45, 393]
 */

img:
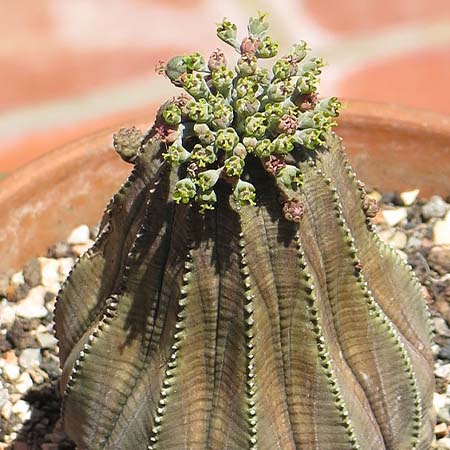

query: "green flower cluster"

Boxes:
[158, 12, 341, 215]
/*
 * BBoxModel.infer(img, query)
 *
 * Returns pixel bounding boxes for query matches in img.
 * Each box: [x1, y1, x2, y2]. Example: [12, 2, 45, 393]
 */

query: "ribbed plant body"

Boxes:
[55, 14, 435, 450]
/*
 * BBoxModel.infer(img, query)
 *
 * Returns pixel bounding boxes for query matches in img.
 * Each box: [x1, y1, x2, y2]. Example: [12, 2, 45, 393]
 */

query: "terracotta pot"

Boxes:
[0, 101, 449, 273]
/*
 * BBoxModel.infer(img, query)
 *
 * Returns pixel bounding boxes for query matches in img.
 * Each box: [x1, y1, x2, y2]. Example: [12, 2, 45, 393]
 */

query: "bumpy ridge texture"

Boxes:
[55, 14, 434, 450]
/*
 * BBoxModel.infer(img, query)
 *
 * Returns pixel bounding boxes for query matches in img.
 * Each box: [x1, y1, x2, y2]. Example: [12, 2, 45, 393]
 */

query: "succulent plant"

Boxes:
[55, 13, 435, 450]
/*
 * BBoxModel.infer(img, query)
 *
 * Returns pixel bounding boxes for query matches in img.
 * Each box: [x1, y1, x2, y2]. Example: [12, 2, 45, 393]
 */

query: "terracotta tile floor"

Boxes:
[1, 0, 449, 174]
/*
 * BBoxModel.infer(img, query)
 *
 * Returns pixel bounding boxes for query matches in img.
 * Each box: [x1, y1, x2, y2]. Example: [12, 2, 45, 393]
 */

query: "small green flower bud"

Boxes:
[182, 73, 210, 99]
[236, 55, 258, 76]
[296, 73, 318, 94]
[234, 95, 260, 117]
[256, 35, 279, 58]
[234, 77, 258, 99]
[197, 189, 217, 213]
[217, 18, 239, 49]
[162, 103, 182, 126]
[264, 102, 285, 117]
[165, 56, 187, 83]
[288, 41, 309, 62]
[194, 123, 216, 145]
[233, 180, 256, 206]
[215, 128, 239, 152]
[162, 143, 191, 166]
[245, 113, 267, 138]
[190, 144, 216, 167]
[272, 133, 295, 154]
[276, 165, 303, 188]
[209, 94, 234, 129]
[255, 67, 272, 87]
[182, 52, 205, 72]
[197, 168, 222, 191]
[247, 12, 269, 38]
[211, 66, 234, 95]
[316, 97, 342, 117]
[294, 128, 323, 150]
[173, 178, 196, 204]
[272, 58, 296, 80]
[211, 102, 234, 129]
[267, 79, 294, 102]
[224, 155, 245, 177]
[188, 98, 212, 123]
[254, 139, 273, 157]
[311, 110, 334, 131]
[301, 57, 325, 76]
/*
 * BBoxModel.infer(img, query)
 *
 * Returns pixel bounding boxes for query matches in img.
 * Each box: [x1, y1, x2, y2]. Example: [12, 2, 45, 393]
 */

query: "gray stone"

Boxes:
[434, 317, 450, 338]
[429, 245, 450, 275]
[423, 195, 448, 219]
[22, 258, 41, 287]
[19, 348, 42, 369]
[439, 438, 450, 449]
[47, 240, 73, 258]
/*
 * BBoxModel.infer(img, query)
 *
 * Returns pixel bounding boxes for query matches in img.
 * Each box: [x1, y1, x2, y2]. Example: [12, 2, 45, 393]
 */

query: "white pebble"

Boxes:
[67, 224, 91, 245]
[0, 299, 16, 327]
[382, 208, 408, 226]
[1, 400, 12, 420]
[389, 231, 408, 249]
[11, 399, 32, 422]
[15, 372, 33, 394]
[58, 257, 75, 281]
[436, 364, 450, 380]
[37, 332, 58, 349]
[72, 241, 94, 257]
[0, 387, 9, 409]
[400, 189, 420, 206]
[38, 257, 60, 288]
[2, 362, 20, 381]
[423, 195, 448, 219]
[434, 211, 450, 245]
[19, 348, 42, 369]
[10, 271, 24, 286]
[15, 301, 48, 319]
[14, 286, 48, 319]
[438, 438, 450, 449]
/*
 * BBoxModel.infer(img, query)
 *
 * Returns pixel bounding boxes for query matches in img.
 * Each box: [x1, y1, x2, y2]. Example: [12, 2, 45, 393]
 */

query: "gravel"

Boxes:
[0, 191, 450, 449]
